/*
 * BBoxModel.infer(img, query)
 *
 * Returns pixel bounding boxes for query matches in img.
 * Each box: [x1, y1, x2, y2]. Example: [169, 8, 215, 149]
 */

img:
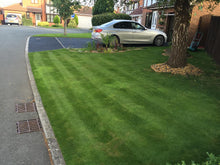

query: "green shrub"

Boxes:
[74, 14, 78, 26]
[38, 21, 49, 27]
[166, 153, 220, 165]
[68, 19, 76, 28]
[92, 0, 114, 15]
[22, 15, 33, 26]
[92, 13, 131, 26]
[53, 15, 60, 25]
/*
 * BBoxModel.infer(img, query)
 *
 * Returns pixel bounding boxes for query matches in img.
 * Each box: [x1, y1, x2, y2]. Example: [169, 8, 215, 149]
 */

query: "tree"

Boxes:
[158, 0, 220, 68]
[51, 0, 81, 35]
[93, 0, 115, 15]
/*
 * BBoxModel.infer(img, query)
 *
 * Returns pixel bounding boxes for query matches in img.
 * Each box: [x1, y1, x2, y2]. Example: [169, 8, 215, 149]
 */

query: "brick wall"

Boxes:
[188, 2, 220, 45]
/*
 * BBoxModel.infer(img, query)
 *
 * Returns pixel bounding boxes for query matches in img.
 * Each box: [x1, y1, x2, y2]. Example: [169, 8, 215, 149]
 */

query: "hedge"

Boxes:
[22, 16, 33, 26]
[92, 13, 131, 26]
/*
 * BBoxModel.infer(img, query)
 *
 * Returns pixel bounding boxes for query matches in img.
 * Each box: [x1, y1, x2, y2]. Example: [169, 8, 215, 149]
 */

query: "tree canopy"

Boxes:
[93, 0, 115, 15]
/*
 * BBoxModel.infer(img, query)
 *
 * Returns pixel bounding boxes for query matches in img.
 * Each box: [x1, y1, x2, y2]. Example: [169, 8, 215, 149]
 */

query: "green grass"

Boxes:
[29, 47, 220, 165]
[33, 33, 91, 38]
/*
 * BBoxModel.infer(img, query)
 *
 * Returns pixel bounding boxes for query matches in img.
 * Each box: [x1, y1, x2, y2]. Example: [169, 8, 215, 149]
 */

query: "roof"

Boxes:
[27, 7, 42, 13]
[147, 2, 174, 10]
[130, 7, 143, 15]
[3, 3, 27, 12]
[77, 6, 92, 16]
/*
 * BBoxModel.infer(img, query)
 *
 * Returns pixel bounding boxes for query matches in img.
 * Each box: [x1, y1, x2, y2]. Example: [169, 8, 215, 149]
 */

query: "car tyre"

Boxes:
[154, 35, 165, 46]
[110, 35, 120, 48]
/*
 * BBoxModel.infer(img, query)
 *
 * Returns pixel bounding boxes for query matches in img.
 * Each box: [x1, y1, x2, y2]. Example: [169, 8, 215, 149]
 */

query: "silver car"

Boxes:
[92, 20, 167, 46]
[5, 14, 22, 25]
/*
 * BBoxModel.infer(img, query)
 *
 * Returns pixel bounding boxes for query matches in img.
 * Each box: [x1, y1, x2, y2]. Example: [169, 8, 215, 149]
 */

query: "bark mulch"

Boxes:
[151, 63, 202, 76]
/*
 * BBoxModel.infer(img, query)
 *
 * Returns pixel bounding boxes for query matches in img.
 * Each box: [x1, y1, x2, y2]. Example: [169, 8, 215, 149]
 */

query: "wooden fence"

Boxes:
[205, 16, 220, 64]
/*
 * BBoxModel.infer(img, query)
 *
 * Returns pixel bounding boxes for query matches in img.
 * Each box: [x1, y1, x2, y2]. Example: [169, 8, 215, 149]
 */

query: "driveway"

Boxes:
[29, 37, 92, 52]
[0, 25, 90, 165]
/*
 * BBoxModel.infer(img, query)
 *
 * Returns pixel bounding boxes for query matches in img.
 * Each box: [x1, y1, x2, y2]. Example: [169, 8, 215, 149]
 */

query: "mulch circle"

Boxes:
[151, 63, 202, 76]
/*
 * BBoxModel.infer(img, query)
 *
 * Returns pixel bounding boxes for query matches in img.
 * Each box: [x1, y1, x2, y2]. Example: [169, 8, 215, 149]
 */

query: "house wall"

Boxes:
[22, 0, 43, 8]
[188, 2, 220, 45]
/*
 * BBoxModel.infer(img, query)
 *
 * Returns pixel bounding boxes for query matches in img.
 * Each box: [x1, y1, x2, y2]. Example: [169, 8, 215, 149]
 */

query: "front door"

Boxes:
[35, 14, 41, 26]
[151, 11, 158, 30]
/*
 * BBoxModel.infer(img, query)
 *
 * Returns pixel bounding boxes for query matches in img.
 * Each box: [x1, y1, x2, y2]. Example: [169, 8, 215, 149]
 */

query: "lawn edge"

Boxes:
[25, 36, 66, 165]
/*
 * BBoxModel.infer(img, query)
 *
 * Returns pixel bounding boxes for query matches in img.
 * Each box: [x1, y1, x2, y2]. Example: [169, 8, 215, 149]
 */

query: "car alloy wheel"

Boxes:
[154, 35, 164, 46]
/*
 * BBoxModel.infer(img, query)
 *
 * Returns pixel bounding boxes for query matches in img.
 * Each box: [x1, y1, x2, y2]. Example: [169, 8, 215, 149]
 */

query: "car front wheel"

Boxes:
[154, 35, 165, 46]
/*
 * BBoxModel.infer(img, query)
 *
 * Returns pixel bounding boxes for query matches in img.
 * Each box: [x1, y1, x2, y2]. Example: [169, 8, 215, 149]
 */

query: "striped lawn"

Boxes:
[29, 48, 220, 165]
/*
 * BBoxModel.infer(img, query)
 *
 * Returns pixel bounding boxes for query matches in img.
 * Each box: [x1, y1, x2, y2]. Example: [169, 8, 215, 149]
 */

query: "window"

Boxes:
[131, 22, 145, 30]
[144, 0, 147, 7]
[113, 22, 132, 29]
[31, 0, 38, 3]
[47, 14, 55, 23]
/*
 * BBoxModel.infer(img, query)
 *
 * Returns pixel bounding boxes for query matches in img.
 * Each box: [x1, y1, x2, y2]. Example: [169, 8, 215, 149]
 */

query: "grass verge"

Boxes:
[33, 33, 91, 38]
[29, 47, 220, 165]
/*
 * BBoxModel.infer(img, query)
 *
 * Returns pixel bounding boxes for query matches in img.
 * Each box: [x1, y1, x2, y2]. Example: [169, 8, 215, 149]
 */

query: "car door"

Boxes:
[131, 22, 152, 44]
[112, 22, 133, 43]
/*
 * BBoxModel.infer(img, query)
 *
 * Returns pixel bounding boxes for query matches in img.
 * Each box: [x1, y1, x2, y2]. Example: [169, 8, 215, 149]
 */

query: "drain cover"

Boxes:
[16, 119, 42, 134]
[16, 102, 36, 113]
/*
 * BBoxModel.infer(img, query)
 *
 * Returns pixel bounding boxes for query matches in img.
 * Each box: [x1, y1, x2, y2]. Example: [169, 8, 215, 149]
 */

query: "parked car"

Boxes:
[5, 14, 22, 25]
[92, 20, 167, 46]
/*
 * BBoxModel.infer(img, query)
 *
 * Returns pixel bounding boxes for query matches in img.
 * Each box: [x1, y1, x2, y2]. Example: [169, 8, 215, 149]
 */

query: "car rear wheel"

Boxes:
[110, 36, 120, 47]
[154, 35, 165, 46]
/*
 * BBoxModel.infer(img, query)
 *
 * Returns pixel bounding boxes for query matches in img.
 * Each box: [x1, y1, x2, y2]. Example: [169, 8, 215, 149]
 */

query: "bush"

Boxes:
[22, 15, 33, 26]
[74, 14, 78, 26]
[53, 15, 60, 25]
[68, 19, 77, 28]
[38, 21, 49, 27]
[92, 13, 131, 26]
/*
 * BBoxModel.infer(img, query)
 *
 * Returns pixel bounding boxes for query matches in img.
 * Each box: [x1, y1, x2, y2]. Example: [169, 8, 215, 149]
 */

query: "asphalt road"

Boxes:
[29, 37, 92, 52]
[0, 25, 90, 165]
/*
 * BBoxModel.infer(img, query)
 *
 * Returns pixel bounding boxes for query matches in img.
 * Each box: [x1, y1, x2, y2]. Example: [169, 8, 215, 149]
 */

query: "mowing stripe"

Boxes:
[37, 52, 142, 163]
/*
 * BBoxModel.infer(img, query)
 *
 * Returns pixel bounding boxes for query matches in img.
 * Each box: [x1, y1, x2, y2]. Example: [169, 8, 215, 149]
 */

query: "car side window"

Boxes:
[132, 23, 145, 30]
[113, 22, 132, 29]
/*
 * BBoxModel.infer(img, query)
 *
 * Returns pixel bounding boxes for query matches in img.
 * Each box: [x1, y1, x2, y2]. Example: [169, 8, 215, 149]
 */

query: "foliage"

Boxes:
[92, 12, 131, 26]
[93, 0, 114, 15]
[68, 19, 77, 28]
[74, 13, 78, 26]
[22, 15, 33, 26]
[166, 153, 220, 165]
[37, 21, 49, 27]
[53, 15, 60, 25]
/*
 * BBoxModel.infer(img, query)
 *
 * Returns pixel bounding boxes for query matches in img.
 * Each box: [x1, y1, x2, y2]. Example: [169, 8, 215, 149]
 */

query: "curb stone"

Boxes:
[25, 36, 66, 165]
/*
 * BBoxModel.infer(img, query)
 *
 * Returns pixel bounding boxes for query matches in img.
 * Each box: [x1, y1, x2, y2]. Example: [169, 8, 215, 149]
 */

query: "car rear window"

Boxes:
[7, 15, 17, 18]
[113, 22, 132, 29]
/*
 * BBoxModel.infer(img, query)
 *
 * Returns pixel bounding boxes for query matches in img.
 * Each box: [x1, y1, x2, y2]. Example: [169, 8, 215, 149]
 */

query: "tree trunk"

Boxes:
[64, 19, 67, 36]
[167, 0, 192, 68]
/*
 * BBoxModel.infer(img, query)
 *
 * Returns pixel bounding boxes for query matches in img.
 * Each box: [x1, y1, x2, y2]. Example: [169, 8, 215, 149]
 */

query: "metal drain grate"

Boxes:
[16, 119, 42, 134]
[16, 102, 36, 113]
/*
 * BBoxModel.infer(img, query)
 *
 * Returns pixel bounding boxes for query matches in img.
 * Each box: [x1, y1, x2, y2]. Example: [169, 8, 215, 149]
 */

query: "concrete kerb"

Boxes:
[25, 36, 66, 165]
